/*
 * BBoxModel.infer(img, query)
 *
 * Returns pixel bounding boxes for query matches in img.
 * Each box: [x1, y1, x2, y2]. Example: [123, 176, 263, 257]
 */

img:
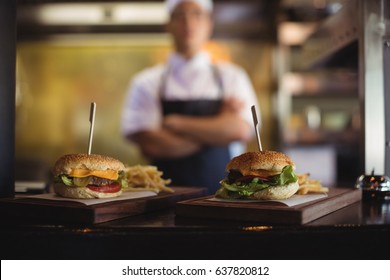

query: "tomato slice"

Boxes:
[86, 182, 121, 193]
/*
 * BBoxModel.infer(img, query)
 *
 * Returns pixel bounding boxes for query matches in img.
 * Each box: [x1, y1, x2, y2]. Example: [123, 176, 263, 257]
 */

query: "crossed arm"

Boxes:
[129, 98, 252, 160]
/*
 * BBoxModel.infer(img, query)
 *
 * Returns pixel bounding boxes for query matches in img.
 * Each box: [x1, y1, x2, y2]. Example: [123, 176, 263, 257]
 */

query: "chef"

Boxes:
[121, 0, 260, 194]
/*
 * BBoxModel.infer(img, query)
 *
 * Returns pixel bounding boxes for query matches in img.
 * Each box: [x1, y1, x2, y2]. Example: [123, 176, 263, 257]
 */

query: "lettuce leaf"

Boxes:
[53, 175, 74, 186]
[118, 171, 128, 189]
[269, 165, 298, 186]
[216, 165, 298, 199]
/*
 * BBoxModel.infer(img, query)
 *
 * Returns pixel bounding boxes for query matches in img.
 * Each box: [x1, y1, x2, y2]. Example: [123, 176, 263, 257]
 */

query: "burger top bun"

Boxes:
[226, 151, 295, 173]
[53, 153, 125, 176]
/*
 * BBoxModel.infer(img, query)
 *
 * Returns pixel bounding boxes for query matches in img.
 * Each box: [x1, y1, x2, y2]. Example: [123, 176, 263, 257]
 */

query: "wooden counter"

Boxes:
[1, 187, 390, 260]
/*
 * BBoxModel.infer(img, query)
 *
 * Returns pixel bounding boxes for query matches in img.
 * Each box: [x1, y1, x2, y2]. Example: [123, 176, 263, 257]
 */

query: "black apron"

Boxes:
[153, 66, 230, 194]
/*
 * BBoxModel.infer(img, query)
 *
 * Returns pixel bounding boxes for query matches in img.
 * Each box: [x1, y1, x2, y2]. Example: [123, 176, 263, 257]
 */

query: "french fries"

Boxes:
[123, 164, 174, 193]
[296, 173, 329, 195]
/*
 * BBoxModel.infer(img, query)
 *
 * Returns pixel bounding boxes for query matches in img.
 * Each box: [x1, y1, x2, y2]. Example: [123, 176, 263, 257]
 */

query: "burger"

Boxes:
[215, 151, 299, 200]
[52, 153, 128, 199]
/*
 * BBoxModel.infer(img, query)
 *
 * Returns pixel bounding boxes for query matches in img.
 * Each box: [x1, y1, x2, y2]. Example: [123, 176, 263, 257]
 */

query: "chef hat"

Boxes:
[166, 0, 213, 14]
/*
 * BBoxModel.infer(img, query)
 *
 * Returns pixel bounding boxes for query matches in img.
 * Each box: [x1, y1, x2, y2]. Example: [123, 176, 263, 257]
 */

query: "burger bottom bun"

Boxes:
[249, 182, 299, 200]
[53, 183, 122, 199]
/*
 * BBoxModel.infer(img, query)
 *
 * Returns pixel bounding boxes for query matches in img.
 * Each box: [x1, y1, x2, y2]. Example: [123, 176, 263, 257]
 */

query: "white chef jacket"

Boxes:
[121, 51, 260, 157]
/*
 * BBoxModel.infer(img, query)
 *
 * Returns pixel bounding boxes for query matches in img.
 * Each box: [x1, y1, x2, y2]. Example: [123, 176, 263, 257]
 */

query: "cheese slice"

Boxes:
[241, 169, 280, 177]
[69, 168, 118, 180]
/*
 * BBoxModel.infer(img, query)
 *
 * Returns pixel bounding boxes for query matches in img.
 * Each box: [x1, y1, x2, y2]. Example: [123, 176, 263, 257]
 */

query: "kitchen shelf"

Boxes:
[276, 0, 362, 187]
[300, 0, 358, 69]
[285, 70, 358, 97]
[284, 128, 360, 146]
[277, 0, 389, 184]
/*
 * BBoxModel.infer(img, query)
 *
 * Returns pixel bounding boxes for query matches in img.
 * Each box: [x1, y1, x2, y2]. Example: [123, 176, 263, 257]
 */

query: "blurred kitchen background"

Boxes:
[15, 0, 384, 188]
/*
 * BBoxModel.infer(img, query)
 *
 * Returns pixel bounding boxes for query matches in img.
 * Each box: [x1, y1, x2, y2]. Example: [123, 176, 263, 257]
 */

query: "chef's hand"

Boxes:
[163, 114, 183, 133]
[220, 97, 245, 115]
[162, 96, 250, 146]
[131, 129, 202, 159]
[163, 97, 245, 131]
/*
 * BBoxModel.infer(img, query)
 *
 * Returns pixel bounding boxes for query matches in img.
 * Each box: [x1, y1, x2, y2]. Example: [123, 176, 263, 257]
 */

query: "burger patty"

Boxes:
[88, 176, 116, 186]
[71, 175, 118, 187]
[227, 170, 244, 183]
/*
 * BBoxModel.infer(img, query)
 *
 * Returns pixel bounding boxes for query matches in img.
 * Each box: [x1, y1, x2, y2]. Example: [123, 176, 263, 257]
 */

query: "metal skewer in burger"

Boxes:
[52, 102, 127, 199]
[52, 153, 128, 199]
[215, 150, 299, 200]
[215, 105, 299, 200]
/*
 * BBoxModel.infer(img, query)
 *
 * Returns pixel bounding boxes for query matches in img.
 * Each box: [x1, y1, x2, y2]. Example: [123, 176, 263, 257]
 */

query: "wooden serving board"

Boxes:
[0, 187, 206, 224]
[175, 188, 362, 225]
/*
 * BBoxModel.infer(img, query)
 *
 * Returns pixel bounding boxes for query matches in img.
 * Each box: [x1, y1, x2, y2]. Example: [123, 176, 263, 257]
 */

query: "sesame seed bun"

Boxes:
[226, 151, 295, 174]
[52, 153, 125, 176]
[249, 182, 299, 200]
[218, 151, 298, 200]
